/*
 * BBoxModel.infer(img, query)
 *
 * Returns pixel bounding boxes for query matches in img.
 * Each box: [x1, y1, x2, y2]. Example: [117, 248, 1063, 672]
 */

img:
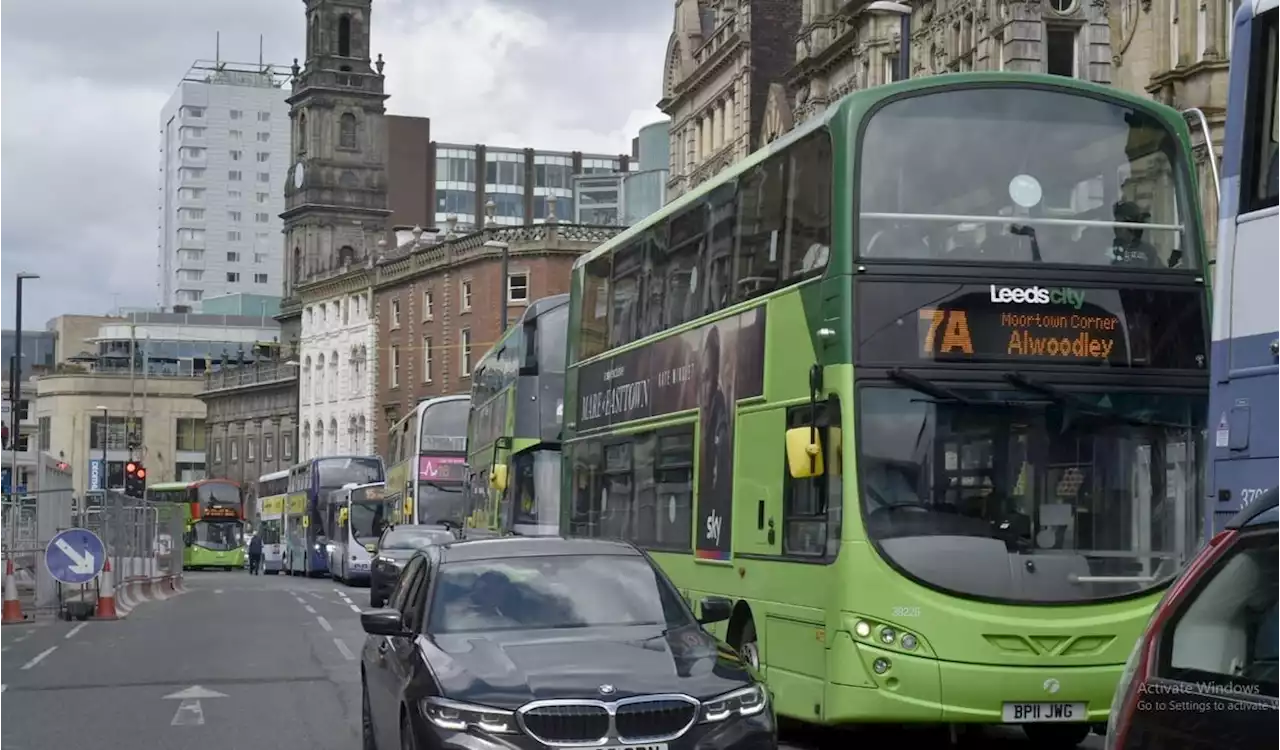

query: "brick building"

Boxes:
[370, 213, 624, 457]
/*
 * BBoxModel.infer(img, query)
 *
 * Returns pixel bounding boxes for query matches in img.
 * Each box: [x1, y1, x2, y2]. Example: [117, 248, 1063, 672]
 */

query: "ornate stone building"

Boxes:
[659, 0, 802, 199]
[1112, 0, 1236, 258]
[371, 212, 623, 458]
[780, 0, 1113, 138]
[277, 0, 392, 344]
[198, 351, 299, 492]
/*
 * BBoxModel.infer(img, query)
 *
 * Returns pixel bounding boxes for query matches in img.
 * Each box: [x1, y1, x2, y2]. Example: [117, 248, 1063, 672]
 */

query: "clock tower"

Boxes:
[279, 0, 391, 333]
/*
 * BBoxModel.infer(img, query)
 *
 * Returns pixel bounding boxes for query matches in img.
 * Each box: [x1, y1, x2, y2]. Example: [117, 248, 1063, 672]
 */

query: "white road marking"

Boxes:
[2, 646, 9, 652]
[333, 638, 355, 660]
[293, 596, 306, 604]
[21, 646, 57, 670]
[65, 622, 88, 640]
[214, 589, 224, 594]
[309, 592, 324, 600]
[349, 604, 362, 614]
[316, 616, 333, 632]
[304, 605, 316, 614]
[1, 684, 6, 692]
[170, 699, 205, 726]
[14, 633, 31, 643]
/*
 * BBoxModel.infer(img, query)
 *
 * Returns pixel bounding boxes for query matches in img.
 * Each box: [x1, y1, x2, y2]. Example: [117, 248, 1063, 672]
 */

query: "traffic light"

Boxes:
[125, 461, 147, 498]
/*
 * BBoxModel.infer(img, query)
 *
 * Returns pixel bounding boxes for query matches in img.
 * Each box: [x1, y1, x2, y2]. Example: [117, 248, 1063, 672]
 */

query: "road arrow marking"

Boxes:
[164, 685, 226, 727]
[163, 685, 228, 700]
[55, 539, 95, 575]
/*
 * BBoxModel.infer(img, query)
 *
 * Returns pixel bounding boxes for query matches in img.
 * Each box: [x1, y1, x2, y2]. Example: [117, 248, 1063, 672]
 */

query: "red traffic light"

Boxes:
[136, 468, 146, 480]
[125, 462, 138, 474]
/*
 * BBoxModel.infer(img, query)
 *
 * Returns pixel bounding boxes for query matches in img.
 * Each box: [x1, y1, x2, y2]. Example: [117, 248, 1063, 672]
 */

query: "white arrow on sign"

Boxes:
[54, 539, 96, 575]
[163, 685, 227, 726]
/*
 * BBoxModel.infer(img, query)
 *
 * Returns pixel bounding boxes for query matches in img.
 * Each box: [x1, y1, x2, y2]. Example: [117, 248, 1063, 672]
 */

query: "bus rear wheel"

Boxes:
[1022, 723, 1090, 748]
[738, 619, 761, 670]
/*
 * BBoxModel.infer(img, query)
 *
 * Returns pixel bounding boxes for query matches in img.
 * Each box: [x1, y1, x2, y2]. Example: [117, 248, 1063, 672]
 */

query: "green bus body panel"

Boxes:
[562, 72, 1210, 726]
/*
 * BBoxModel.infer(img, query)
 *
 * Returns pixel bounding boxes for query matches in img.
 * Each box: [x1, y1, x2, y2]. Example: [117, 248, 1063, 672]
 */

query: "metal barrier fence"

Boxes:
[73, 491, 186, 587]
[2, 488, 74, 614]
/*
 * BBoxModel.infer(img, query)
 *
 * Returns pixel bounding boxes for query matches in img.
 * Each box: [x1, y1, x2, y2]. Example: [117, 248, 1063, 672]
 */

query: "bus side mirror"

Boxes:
[784, 427, 825, 479]
[489, 464, 509, 492]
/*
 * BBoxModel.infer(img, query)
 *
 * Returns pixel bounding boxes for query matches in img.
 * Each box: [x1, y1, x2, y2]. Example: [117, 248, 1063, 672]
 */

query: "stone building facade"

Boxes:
[296, 264, 379, 459]
[371, 216, 624, 458]
[276, 0, 393, 345]
[198, 354, 299, 488]
[659, 0, 801, 199]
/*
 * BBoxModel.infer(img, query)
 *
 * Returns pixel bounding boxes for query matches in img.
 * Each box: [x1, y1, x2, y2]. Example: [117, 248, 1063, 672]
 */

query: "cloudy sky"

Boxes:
[0, 0, 669, 328]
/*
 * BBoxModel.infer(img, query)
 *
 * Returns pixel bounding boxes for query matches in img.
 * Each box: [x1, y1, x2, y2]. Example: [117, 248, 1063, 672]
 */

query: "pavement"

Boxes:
[1, 571, 1103, 750]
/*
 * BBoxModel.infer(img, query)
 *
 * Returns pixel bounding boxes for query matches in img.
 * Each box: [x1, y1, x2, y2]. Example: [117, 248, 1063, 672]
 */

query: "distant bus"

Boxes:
[323, 481, 393, 584]
[255, 469, 289, 574]
[466, 294, 569, 535]
[385, 395, 470, 526]
[283, 456, 385, 577]
[147, 478, 246, 570]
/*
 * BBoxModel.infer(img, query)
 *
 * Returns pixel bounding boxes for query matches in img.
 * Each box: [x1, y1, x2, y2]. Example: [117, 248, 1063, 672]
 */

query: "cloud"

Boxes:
[0, 0, 670, 328]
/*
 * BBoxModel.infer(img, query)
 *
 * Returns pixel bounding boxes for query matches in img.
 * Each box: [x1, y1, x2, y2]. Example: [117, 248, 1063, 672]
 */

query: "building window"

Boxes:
[264, 434, 275, 461]
[175, 418, 206, 452]
[338, 14, 353, 56]
[422, 337, 433, 382]
[229, 129, 242, 141]
[181, 106, 205, 119]
[229, 211, 242, 222]
[390, 345, 401, 388]
[258, 111, 271, 123]
[390, 299, 401, 328]
[227, 230, 242, 242]
[508, 273, 529, 303]
[227, 272, 240, 282]
[257, 132, 271, 143]
[230, 109, 243, 120]
[1044, 26, 1078, 77]
[89, 416, 142, 451]
[229, 438, 239, 463]
[230, 170, 244, 181]
[174, 462, 206, 483]
[213, 439, 223, 464]
[256, 172, 270, 183]
[460, 328, 473, 376]
[254, 273, 269, 284]
[16, 400, 30, 421]
[339, 113, 357, 149]
[255, 212, 269, 223]
[255, 253, 268, 264]
[227, 251, 240, 262]
[422, 290, 433, 320]
[257, 152, 270, 164]
[256, 191, 269, 202]
[461, 280, 473, 311]
[230, 150, 243, 162]
[282, 434, 294, 460]
[246, 437, 256, 462]
[38, 417, 50, 451]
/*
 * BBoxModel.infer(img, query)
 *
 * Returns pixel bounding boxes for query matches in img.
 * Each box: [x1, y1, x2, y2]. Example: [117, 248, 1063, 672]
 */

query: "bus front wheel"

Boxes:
[737, 619, 760, 670]
[1022, 722, 1090, 749]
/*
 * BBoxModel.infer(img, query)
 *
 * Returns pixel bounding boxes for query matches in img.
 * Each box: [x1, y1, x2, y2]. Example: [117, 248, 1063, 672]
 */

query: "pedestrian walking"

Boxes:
[248, 532, 264, 575]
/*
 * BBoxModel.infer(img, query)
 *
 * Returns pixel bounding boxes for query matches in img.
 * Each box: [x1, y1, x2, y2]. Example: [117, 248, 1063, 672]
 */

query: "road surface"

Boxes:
[1, 571, 1103, 749]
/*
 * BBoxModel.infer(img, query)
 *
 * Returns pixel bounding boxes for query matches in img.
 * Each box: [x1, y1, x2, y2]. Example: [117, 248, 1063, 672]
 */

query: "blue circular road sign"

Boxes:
[45, 528, 106, 585]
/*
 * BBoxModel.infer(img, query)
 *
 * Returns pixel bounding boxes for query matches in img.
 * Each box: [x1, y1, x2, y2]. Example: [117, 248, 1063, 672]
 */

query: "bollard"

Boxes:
[2, 558, 24, 624]
[95, 558, 118, 620]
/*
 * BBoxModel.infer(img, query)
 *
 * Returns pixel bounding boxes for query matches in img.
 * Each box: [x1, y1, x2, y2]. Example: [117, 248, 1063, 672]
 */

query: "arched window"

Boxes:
[330, 350, 340, 401]
[328, 418, 338, 453]
[314, 422, 324, 456]
[298, 113, 307, 155]
[339, 113, 357, 149]
[301, 422, 311, 458]
[292, 247, 303, 283]
[303, 356, 313, 400]
[338, 14, 352, 57]
[337, 245, 355, 266]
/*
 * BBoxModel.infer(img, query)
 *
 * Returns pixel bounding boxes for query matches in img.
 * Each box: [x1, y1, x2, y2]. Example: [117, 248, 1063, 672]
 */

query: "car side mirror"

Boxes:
[361, 609, 409, 637]
[697, 596, 733, 625]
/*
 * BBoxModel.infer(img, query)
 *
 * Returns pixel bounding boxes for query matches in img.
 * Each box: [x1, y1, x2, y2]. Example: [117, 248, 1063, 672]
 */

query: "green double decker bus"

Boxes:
[560, 73, 1210, 747]
[466, 294, 570, 536]
[147, 478, 247, 570]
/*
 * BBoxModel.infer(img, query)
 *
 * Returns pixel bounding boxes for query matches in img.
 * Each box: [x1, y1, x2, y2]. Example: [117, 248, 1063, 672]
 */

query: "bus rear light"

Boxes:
[1105, 528, 1237, 750]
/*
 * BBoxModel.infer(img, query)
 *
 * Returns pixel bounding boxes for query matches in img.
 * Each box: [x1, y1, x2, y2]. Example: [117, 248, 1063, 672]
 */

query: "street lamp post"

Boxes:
[868, 1, 913, 82]
[7, 272, 39, 510]
[96, 405, 109, 492]
[482, 199, 512, 332]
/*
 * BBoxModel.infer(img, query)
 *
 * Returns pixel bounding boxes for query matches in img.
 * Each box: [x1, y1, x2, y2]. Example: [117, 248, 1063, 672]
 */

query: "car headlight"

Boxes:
[420, 697, 515, 734]
[699, 684, 768, 723]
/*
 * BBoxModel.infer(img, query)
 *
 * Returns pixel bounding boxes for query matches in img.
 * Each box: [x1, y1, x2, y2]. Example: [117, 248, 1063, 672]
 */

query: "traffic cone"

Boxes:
[95, 558, 118, 620]
[2, 558, 24, 624]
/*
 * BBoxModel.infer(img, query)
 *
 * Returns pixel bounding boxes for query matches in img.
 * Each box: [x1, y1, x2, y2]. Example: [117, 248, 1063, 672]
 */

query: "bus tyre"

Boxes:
[361, 677, 378, 750]
[1022, 722, 1090, 748]
[738, 619, 761, 670]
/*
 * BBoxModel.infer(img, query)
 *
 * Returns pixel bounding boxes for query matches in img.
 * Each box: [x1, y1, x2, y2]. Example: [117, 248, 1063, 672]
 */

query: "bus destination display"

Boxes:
[857, 282, 1206, 369]
[203, 505, 239, 519]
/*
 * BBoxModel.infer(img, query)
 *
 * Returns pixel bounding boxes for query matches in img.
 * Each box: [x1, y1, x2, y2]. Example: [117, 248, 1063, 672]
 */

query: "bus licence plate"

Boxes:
[1002, 702, 1085, 722]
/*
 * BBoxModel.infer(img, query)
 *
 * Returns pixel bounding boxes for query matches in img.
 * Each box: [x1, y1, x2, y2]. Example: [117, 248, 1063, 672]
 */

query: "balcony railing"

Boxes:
[203, 361, 298, 393]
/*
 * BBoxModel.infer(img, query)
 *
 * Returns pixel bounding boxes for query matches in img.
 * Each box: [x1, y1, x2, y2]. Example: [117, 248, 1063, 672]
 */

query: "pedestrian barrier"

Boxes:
[94, 559, 118, 620]
[2, 559, 25, 624]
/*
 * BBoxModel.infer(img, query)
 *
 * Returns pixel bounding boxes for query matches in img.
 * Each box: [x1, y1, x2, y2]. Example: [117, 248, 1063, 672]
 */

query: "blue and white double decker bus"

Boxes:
[1209, 0, 1278, 530]
[324, 481, 392, 585]
[255, 469, 289, 574]
[284, 456, 385, 576]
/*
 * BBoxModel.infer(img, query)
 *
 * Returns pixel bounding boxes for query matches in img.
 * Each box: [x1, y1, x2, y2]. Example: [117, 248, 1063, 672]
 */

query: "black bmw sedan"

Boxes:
[359, 536, 775, 750]
[369, 524, 458, 608]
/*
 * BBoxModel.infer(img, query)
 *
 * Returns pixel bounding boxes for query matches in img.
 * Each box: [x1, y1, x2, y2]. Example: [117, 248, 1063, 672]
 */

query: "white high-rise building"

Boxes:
[157, 60, 292, 310]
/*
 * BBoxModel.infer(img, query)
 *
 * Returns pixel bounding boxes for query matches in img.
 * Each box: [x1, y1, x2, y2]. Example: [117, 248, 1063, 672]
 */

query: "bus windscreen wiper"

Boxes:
[887, 368, 975, 405]
[423, 481, 461, 493]
[1003, 372, 1187, 428]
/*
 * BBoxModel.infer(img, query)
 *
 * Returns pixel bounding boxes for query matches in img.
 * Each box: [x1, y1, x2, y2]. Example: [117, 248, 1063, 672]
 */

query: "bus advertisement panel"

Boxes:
[560, 73, 1211, 746]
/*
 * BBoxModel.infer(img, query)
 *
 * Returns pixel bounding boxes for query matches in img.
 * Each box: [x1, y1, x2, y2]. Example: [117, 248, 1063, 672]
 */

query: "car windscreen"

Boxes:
[380, 527, 454, 550]
[427, 554, 692, 634]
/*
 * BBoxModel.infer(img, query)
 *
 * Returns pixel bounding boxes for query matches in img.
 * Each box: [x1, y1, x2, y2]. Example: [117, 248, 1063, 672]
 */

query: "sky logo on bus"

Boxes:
[989, 285, 1086, 310]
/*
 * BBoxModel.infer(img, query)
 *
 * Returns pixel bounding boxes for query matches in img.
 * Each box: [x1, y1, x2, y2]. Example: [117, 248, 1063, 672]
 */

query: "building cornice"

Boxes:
[659, 32, 746, 112]
[295, 265, 377, 303]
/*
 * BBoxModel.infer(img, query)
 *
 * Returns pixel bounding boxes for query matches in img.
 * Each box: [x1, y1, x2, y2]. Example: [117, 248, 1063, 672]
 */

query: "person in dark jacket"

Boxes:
[247, 532, 264, 575]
